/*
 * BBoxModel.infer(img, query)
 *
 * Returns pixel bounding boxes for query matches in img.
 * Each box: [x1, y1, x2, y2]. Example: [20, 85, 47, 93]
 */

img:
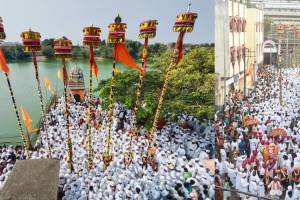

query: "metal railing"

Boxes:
[30, 92, 58, 145]
[216, 186, 275, 200]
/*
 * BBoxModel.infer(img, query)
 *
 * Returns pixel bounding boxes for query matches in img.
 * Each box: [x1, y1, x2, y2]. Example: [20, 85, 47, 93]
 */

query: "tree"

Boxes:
[41, 39, 55, 58]
[42, 45, 54, 58]
[125, 40, 143, 59]
[97, 47, 215, 128]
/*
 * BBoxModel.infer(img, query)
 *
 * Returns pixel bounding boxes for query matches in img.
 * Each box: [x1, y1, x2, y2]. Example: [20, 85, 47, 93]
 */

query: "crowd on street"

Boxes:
[216, 66, 300, 200]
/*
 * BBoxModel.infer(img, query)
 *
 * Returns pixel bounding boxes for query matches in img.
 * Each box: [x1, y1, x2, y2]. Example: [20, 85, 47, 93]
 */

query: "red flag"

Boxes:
[114, 43, 144, 73]
[0, 48, 10, 73]
[175, 32, 185, 64]
[89, 48, 98, 79]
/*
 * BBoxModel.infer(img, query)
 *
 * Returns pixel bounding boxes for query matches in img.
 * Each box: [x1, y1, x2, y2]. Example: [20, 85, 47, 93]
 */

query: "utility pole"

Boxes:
[278, 39, 283, 106]
[270, 23, 272, 66]
[286, 29, 289, 68]
[243, 47, 247, 97]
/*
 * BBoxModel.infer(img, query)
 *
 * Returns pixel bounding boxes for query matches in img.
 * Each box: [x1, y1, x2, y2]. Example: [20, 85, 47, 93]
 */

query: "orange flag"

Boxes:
[57, 68, 63, 81]
[20, 106, 38, 133]
[44, 76, 54, 94]
[0, 48, 10, 73]
[91, 61, 98, 79]
[114, 43, 144, 73]
[176, 32, 184, 63]
[89, 48, 98, 79]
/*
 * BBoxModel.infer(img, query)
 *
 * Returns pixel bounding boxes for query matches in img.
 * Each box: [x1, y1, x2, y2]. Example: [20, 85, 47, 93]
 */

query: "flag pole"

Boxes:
[62, 57, 74, 171]
[87, 46, 94, 171]
[131, 20, 158, 136]
[147, 11, 197, 158]
[54, 37, 75, 171]
[103, 14, 127, 169]
[0, 17, 32, 151]
[4, 72, 32, 150]
[82, 25, 101, 171]
[21, 29, 52, 157]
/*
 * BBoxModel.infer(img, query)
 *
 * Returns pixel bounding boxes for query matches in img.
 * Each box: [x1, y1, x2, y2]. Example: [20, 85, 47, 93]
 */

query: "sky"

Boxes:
[0, 0, 214, 44]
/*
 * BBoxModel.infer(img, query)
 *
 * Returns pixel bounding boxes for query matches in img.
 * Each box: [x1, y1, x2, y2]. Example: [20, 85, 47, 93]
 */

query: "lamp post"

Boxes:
[243, 46, 247, 97]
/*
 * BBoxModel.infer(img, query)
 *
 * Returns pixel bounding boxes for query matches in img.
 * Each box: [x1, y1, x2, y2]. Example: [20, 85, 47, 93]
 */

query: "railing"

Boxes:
[216, 186, 278, 200]
[30, 92, 58, 145]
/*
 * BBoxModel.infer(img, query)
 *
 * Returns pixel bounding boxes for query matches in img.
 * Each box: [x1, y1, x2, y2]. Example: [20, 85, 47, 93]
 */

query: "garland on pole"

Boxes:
[131, 20, 158, 135]
[82, 25, 101, 171]
[147, 12, 198, 160]
[20, 29, 52, 157]
[105, 15, 144, 169]
[0, 17, 32, 151]
[54, 36, 74, 172]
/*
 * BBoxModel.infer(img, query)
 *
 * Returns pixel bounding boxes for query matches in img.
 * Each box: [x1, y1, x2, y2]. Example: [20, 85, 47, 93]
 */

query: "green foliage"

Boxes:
[41, 38, 55, 58]
[41, 45, 54, 58]
[96, 40, 113, 59]
[97, 47, 215, 128]
[126, 40, 143, 59]
[2, 44, 31, 60]
[72, 46, 89, 58]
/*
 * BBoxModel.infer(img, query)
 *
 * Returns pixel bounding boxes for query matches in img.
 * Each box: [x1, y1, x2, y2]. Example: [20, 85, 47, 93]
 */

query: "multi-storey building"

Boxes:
[246, 5, 264, 87]
[215, 0, 264, 108]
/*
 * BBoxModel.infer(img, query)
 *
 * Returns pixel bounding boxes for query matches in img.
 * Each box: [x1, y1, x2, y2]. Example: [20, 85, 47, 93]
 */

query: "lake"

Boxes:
[0, 58, 130, 144]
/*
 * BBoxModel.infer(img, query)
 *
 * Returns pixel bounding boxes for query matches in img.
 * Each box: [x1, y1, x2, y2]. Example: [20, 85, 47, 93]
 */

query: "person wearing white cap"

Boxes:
[239, 173, 249, 199]
[249, 175, 258, 200]
[292, 183, 300, 199]
[268, 176, 282, 198]
[285, 185, 294, 200]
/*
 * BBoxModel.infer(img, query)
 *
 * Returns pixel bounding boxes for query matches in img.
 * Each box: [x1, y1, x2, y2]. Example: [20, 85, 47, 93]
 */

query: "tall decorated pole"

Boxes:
[82, 25, 101, 171]
[104, 15, 126, 169]
[0, 17, 32, 150]
[148, 11, 197, 154]
[131, 20, 158, 134]
[105, 15, 144, 169]
[20, 29, 51, 156]
[54, 37, 74, 172]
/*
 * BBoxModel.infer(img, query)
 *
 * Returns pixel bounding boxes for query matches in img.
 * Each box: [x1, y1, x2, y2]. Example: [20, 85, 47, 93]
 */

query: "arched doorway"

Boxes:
[74, 94, 81, 102]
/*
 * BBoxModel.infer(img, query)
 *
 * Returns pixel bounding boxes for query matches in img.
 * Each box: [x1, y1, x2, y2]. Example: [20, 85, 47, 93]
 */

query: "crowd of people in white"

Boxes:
[215, 67, 300, 200]
[0, 94, 215, 199]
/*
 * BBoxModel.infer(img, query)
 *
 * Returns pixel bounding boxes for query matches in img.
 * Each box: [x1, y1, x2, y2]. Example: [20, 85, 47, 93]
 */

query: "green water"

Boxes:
[0, 58, 129, 144]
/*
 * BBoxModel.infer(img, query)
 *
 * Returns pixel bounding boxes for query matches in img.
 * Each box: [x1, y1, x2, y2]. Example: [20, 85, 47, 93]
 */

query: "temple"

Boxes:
[68, 65, 85, 102]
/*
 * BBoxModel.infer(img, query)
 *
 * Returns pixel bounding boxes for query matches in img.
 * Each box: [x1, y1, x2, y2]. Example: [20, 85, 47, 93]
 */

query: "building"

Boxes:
[68, 65, 85, 102]
[249, 0, 300, 67]
[245, 5, 264, 87]
[248, 0, 300, 24]
[215, 0, 264, 108]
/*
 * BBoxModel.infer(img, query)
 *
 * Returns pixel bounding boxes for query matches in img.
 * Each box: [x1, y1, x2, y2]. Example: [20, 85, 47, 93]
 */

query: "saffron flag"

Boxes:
[44, 76, 54, 94]
[176, 32, 185, 64]
[57, 67, 68, 83]
[57, 68, 63, 81]
[0, 48, 10, 73]
[20, 106, 38, 133]
[114, 43, 144, 73]
[89, 48, 98, 79]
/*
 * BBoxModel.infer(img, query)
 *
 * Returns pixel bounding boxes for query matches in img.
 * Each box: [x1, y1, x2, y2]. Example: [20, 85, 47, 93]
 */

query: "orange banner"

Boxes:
[44, 76, 54, 94]
[0, 48, 10, 73]
[89, 48, 98, 79]
[114, 43, 144, 73]
[20, 106, 38, 133]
